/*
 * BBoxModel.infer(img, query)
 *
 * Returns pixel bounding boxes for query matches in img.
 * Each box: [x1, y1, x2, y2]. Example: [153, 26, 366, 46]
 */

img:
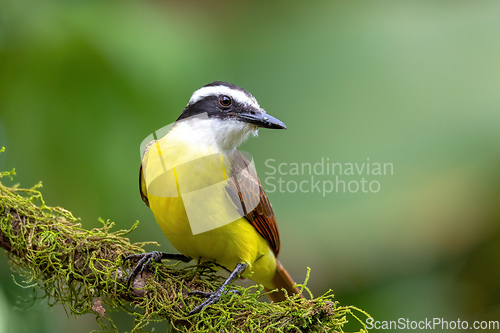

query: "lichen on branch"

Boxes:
[0, 148, 370, 332]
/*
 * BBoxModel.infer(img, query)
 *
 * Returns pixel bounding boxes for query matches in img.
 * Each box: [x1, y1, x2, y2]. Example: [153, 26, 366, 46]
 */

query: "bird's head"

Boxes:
[175, 81, 286, 151]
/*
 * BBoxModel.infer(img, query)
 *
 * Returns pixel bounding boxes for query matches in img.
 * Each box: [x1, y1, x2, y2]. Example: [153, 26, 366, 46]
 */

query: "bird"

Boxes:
[126, 81, 301, 314]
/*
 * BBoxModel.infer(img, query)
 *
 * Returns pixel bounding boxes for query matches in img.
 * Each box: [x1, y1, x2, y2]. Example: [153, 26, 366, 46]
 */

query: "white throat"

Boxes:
[168, 117, 258, 154]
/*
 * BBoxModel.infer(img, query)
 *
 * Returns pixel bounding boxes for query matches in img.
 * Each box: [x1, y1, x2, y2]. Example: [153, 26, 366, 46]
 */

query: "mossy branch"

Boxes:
[0, 150, 370, 332]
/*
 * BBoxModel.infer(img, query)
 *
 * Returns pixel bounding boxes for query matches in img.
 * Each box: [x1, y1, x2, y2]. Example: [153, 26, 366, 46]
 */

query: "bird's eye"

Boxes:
[219, 95, 232, 107]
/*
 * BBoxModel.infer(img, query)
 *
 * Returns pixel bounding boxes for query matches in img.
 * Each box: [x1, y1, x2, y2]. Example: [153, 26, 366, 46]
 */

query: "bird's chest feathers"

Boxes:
[144, 133, 240, 236]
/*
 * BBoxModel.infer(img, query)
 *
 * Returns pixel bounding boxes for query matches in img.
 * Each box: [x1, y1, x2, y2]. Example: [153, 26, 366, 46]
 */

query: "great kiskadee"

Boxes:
[127, 81, 300, 314]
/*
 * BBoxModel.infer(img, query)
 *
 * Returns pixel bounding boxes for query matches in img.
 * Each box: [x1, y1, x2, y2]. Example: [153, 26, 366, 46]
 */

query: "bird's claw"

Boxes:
[188, 288, 242, 315]
[124, 251, 163, 287]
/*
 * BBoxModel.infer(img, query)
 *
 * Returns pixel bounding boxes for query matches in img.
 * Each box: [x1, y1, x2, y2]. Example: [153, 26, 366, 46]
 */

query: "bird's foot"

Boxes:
[188, 288, 242, 315]
[124, 251, 164, 287]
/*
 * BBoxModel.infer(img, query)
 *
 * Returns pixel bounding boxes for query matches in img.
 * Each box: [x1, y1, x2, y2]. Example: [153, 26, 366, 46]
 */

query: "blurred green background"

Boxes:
[1, 1, 500, 332]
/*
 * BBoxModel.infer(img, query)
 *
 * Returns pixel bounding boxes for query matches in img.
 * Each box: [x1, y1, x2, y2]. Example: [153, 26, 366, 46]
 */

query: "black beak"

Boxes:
[237, 109, 286, 129]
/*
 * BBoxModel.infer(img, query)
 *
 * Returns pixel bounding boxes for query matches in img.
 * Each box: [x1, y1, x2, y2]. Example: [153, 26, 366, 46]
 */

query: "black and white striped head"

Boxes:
[172, 82, 286, 152]
[177, 81, 286, 130]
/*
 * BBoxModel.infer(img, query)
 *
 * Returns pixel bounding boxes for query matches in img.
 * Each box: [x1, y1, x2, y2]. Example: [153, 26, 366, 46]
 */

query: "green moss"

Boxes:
[0, 148, 371, 332]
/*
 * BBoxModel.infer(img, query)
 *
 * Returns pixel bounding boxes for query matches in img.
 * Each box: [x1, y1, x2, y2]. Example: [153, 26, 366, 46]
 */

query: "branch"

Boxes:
[0, 154, 369, 332]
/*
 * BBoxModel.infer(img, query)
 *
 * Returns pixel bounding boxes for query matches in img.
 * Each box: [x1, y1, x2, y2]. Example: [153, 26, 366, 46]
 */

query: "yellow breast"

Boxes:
[141, 136, 276, 288]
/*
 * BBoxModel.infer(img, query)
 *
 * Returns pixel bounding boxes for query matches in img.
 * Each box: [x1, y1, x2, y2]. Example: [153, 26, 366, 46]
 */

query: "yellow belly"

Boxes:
[141, 135, 277, 289]
[148, 194, 276, 289]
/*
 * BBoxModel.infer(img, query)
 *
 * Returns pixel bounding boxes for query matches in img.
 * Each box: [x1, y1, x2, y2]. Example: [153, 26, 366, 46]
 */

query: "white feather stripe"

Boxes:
[188, 85, 260, 109]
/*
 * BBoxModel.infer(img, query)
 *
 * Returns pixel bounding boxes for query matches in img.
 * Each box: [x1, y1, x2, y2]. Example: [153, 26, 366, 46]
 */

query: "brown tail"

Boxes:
[266, 260, 303, 302]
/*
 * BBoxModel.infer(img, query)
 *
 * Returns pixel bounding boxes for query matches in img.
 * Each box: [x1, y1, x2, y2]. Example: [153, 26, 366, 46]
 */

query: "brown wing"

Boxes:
[139, 163, 149, 207]
[139, 140, 157, 208]
[228, 150, 281, 256]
